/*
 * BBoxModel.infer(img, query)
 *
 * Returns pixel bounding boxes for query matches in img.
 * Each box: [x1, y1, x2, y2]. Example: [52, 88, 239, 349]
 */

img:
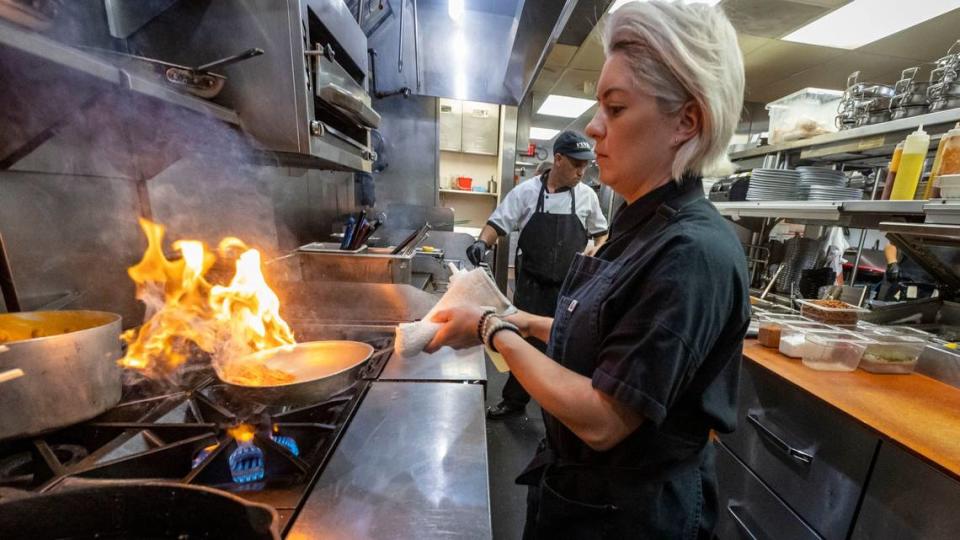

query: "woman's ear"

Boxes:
[673, 100, 701, 147]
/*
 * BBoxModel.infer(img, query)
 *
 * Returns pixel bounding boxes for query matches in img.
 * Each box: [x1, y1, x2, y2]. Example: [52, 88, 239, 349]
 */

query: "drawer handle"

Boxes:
[747, 412, 814, 465]
[727, 504, 769, 540]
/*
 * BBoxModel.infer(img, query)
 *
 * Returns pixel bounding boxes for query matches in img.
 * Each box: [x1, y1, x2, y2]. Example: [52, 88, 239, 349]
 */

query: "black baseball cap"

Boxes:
[553, 130, 596, 161]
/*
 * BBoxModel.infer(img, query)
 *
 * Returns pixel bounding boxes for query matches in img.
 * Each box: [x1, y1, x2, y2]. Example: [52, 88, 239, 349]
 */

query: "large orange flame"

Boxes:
[120, 218, 295, 379]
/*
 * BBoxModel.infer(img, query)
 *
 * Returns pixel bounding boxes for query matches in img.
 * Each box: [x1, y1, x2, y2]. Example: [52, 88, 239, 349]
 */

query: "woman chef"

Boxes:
[425, 1, 749, 538]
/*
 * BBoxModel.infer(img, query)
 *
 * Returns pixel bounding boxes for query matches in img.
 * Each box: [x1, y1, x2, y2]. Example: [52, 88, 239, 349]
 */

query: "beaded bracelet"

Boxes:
[476, 309, 496, 342]
[483, 316, 520, 353]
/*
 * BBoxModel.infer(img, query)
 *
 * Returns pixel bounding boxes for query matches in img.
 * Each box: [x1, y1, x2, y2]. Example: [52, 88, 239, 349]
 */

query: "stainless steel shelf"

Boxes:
[841, 200, 927, 215]
[713, 201, 842, 222]
[714, 199, 932, 227]
[730, 108, 960, 163]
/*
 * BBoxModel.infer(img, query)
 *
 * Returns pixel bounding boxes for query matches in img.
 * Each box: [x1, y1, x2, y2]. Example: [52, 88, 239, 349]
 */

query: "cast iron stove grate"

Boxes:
[0, 336, 394, 535]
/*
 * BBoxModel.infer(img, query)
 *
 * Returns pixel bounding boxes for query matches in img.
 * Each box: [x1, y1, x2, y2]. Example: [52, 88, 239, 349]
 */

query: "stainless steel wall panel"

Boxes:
[367, 1, 522, 104]
[371, 95, 438, 207]
[0, 170, 144, 324]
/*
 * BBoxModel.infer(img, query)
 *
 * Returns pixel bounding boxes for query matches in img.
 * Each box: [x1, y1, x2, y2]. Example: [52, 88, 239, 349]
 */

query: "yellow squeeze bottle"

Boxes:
[891, 125, 930, 200]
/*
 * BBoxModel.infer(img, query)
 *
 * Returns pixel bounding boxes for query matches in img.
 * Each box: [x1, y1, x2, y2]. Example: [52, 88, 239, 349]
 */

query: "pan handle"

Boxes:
[195, 48, 264, 73]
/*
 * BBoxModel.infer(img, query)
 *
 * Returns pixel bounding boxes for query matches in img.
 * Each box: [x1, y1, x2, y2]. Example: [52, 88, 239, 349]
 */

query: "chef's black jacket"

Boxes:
[560, 177, 750, 467]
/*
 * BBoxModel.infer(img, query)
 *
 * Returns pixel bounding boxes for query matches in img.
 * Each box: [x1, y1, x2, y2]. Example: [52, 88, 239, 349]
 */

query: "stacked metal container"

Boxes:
[890, 67, 931, 120]
[836, 71, 895, 130]
[928, 41, 960, 113]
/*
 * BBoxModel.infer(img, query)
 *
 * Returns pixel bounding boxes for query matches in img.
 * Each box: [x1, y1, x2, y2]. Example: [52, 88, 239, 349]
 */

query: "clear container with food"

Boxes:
[802, 332, 870, 372]
[757, 318, 783, 348]
[858, 332, 926, 374]
[869, 325, 934, 341]
[796, 299, 868, 325]
[778, 323, 840, 358]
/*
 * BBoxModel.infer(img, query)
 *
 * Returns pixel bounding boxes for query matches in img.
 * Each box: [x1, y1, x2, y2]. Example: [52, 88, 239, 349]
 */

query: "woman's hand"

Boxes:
[504, 310, 535, 338]
[505, 310, 553, 343]
[423, 305, 486, 353]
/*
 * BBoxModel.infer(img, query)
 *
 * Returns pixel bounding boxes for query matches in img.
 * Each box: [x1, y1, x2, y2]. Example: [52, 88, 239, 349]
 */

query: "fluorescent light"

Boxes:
[783, 0, 960, 50]
[609, 0, 722, 13]
[537, 95, 596, 118]
[529, 127, 561, 140]
[448, 0, 464, 22]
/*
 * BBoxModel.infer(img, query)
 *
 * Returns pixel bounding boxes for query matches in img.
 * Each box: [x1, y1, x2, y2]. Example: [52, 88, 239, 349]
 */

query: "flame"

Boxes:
[119, 218, 295, 378]
[228, 424, 256, 444]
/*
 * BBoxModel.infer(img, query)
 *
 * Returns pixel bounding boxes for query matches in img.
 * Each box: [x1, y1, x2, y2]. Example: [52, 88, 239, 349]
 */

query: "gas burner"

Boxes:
[0, 444, 88, 487]
[0, 336, 394, 535]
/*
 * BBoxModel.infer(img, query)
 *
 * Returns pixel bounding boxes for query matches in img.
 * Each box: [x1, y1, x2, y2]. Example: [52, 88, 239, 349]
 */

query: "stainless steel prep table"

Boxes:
[380, 345, 487, 382]
[287, 381, 492, 539]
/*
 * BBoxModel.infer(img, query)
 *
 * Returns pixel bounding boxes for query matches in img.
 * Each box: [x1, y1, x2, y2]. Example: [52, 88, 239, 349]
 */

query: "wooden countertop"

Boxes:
[743, 339, 960, 478]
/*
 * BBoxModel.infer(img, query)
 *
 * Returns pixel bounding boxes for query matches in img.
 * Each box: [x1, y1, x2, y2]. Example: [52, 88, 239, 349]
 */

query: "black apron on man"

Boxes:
[501, 174, 589, 407]
[517, 185, 719, 539]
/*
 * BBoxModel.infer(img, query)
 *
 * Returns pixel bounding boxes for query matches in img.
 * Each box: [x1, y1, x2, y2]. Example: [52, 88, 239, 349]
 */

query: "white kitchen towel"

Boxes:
[395, 267, 515, 357]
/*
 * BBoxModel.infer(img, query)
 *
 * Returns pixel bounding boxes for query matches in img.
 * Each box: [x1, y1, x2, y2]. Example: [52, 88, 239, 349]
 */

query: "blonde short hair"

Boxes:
[604, 1, 744, 178]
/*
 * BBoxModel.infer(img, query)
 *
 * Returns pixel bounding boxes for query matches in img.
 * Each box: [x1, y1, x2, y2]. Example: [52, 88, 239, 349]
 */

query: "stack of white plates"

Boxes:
[747, 169, 801, 201]
[797, 185, 864, 201]
[796, 166, 847, 187]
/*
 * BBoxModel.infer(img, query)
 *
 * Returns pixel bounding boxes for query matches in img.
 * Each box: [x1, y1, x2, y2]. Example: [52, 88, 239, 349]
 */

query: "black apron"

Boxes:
[514, 174, 589, 317]
[518, 185, 717, 540]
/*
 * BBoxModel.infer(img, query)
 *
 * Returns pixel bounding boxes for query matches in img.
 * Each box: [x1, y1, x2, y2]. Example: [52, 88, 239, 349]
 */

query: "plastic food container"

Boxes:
[802, 332, 870, 372]
[796, 299, 868, 325]
[758, 322, 782, 348]
[456, 176, 473, 190]
[858, 333, 926, 374]
[778, 323, 845, 358]
[766, 88, 843, 144]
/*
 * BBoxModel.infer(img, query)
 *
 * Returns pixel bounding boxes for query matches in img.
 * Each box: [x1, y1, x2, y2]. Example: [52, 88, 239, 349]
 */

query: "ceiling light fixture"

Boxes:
[608, 0, 723, 13]
[783, 0, 960, 50]
[529, 127, 561, 140]
[448, 0, 464, 23]
[536, 95, 596, 118]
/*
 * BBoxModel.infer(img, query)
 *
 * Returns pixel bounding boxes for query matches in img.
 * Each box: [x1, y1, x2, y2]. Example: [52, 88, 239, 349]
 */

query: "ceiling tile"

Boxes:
[544, 44, 578, 68]
[749, 51, 917, 103]
[568, 33, 605, 71]
[724, 0, 851, 38]
[738, 34, 775, 56]
[550, 69, 601, 99]
[744, 40, 845, 89]
[858, 8, 960, 62]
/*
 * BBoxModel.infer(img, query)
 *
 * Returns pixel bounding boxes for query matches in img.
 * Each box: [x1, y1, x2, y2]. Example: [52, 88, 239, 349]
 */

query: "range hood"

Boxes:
[0, 0, 379, 173]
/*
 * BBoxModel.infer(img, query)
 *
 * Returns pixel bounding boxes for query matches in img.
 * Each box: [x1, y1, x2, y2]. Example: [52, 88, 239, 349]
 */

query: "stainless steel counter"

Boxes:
[380, 345, 486, 383]
[287, 381, 492, 539]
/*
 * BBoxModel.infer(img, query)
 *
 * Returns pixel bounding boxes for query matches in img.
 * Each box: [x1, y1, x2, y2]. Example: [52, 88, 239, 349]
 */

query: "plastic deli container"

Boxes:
[756, 314, 813, 348]
[858, 333, 926, 374]
[778, 323, 840, 358]
[802, 332, 870, 372]
[796, 299, 868, 325]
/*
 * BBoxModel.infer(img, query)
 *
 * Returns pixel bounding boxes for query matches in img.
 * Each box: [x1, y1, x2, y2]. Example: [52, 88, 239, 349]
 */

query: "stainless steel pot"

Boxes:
[891, 105, 930, 120]
[217, 340, 374, 406]
[0, 311, 122, 440]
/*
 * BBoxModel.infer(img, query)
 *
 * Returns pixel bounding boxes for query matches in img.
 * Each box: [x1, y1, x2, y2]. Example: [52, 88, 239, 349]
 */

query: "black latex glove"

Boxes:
[466, 240, 489, 266]
[885, 262, 901, 283]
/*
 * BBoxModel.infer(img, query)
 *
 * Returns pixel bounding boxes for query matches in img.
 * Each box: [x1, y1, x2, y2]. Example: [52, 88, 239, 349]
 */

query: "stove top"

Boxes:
[0, 336, 394, 536]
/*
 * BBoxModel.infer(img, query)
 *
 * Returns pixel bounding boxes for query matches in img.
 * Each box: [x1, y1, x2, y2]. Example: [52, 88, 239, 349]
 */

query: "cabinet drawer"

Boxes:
[720, 361, 880, 539]
[852, 442, 960, 539]
[715, 441, 821, 540]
